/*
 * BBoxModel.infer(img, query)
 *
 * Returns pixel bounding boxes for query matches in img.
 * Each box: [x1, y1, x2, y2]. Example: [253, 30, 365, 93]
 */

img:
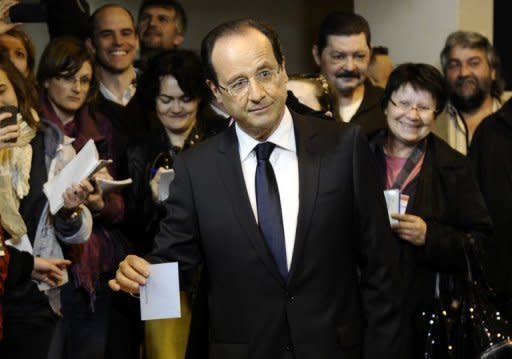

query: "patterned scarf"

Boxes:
[0, 111, 38, 243]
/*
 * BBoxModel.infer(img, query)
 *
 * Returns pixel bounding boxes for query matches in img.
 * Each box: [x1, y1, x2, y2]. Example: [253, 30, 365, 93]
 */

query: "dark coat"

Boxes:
[146, 111, 402, 359]
[349, 80, 386, 138]
[370, 132, 492, 356]
[469, 98, 512, 318]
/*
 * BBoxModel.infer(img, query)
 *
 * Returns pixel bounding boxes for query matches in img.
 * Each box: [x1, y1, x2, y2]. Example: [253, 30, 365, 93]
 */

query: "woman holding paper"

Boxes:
[0, 54, 93, 358]
[36, 36, 126, 358]
[368, 63, 492, 357]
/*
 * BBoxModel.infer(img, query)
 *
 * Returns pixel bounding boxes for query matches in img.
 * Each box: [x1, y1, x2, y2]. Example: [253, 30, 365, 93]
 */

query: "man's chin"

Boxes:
[450, 91, 486, 112]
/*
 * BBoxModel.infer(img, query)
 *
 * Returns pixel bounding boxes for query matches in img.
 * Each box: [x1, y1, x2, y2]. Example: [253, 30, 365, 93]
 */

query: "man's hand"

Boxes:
[109, 255, 150, 294]
[32, 257, 71, 287]
[390, 213, 427, 246]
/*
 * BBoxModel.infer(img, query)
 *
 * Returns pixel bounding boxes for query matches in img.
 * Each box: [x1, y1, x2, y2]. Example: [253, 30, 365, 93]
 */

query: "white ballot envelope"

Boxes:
[158, 168, 175, 202]
[383, 189, 400, 225]
[139, 262, 181, 321]
[43, 139, 112, 214]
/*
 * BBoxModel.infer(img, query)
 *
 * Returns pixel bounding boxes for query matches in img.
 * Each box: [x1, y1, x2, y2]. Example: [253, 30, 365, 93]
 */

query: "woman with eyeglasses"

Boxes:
[36, 36, 126, 359]
[120, 49, 224, 359]
[368, 63, 492, 357]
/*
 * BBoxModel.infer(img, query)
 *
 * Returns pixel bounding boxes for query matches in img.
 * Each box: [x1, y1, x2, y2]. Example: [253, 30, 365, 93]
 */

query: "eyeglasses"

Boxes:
[389, 98, 435, 116]
[55, 74, 92, 87]
[217, 68, 281, 97]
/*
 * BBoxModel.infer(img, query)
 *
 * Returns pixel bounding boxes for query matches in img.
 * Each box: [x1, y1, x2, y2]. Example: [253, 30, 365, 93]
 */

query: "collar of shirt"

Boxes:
[447, 97, 503, 130]
[236, 106, 296, 162]
[98, 69, 138, 106]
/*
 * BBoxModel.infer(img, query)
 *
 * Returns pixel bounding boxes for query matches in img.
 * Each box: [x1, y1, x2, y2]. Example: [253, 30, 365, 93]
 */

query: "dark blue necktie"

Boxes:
[255, 142, 288, 279]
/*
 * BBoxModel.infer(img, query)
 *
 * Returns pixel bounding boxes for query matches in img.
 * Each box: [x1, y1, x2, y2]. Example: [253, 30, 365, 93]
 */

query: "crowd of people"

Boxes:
[0, 0, 510, 358]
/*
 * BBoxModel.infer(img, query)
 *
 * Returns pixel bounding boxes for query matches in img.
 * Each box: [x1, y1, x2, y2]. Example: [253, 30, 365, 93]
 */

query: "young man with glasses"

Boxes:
[111, 18, 402, 358]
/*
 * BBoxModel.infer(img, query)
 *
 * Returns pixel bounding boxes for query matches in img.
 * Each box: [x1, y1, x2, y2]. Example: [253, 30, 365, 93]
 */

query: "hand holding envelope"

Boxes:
[109, 255, 181, 320]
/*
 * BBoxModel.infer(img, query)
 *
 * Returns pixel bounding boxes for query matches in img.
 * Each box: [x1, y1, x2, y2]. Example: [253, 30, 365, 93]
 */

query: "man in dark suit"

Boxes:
[110, 18, 402, 358]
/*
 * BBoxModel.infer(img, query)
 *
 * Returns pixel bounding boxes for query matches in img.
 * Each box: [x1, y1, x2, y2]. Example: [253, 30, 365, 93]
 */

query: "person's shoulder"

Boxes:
[429, 134, 467, 167]
[364, 80, 385, 99]
[180, 127, 229, 161]
[292, 109, 367, 153]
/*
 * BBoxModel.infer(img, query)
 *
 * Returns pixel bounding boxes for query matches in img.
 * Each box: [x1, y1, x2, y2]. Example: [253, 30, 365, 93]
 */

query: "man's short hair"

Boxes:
[138, 0, 187, 34]
[88, 4, 136, 40]
[381, 63, 447, 116]
[440, 31, 505, 98]
[200, 18, 284, 86]
[316, 12, 371, 54]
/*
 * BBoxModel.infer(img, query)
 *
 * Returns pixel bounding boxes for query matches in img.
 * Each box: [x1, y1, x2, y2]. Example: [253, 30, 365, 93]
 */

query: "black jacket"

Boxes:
[470, 98, 512, 318]
[146, 112, 402, 359]
[349, 80, 386, 138]
[370, 132, 492, 357]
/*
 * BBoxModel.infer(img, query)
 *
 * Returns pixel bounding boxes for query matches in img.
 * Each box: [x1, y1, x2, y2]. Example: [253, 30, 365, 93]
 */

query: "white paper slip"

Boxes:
[383, 189, 400, 225]
[43, 139, 113, 214]
[97, 178, 133, 193]
[139, 262, 181, 321]
[158, 168, 175, 202]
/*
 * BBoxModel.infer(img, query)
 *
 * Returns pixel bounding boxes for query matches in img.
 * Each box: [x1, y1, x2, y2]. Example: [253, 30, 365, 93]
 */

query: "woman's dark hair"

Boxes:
[381, 63, 447, 115]
[139, 49, 208, 110]
[36, 36, 96, 103]
[0, 53, 38, 129]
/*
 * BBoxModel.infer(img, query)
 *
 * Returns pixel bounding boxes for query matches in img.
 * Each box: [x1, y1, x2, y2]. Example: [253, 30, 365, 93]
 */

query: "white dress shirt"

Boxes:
[236, 107, 299, 270]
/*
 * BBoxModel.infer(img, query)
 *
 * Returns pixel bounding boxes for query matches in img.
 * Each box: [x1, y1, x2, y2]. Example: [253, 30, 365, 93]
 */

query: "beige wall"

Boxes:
[355, 0, 494, 68]
[23, 0, 352, 76]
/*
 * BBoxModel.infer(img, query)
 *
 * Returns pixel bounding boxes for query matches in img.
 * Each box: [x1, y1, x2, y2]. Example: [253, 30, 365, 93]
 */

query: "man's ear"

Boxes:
[312, 45, 321, 66]
[43, 79, 50, 89]
[173, 33, 185, 47]
[206, 79, 222, 104]
[85, 38, 96, 55]
[279, 57, 288, 83]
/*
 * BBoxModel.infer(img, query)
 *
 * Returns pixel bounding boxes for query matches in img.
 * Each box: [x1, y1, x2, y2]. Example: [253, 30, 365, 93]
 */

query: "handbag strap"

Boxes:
[391, 140, 426, 190]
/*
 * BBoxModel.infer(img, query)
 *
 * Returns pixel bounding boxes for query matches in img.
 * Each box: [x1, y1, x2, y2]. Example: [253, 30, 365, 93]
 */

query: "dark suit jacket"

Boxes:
[146, 111, 402, 359]
[470, 99, 512, 319]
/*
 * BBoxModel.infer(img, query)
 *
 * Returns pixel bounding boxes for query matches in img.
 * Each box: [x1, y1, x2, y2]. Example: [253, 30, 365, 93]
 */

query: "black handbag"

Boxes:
[459, 242, 512, 358]
[418, 241, 512, 358]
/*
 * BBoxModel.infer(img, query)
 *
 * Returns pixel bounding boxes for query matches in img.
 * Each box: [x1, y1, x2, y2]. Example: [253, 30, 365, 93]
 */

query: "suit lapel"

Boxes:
[215, 126, 285, 285]
[288, 113, 321, 282]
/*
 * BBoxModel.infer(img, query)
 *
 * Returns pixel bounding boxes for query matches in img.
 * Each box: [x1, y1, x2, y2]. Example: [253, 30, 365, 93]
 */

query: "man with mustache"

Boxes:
[136, 0, 187, 70]
[311, 12, 386, 138]
[433, 31, 505, 155]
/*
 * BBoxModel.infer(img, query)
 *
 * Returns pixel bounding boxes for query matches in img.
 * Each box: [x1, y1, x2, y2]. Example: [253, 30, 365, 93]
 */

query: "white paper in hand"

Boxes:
[383, 189, 400, 225]
[158, 169, 175, 202]
[139, 262, 181, 321]
[43, 139, 111, 214]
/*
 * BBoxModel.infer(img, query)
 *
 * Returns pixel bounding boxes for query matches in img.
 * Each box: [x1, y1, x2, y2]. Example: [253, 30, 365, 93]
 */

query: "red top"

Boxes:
[0, 225, 10, 340]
